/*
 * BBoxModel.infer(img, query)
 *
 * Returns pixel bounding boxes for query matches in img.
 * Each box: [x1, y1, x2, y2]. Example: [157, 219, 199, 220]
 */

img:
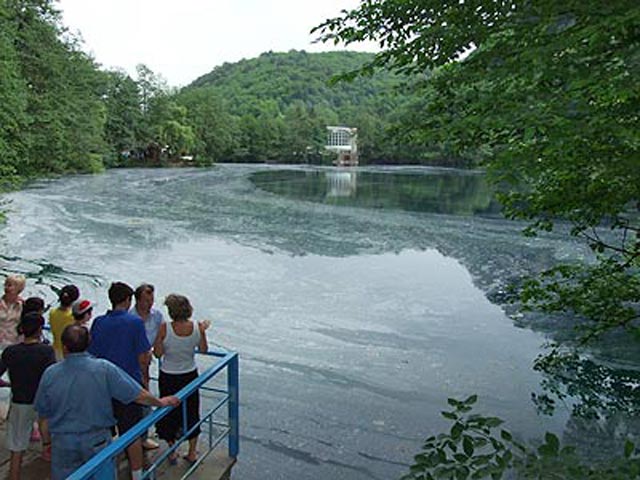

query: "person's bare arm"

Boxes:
[135, 388, 180, 408]
[138, 351, 152, 389]
[198, 320, 210, 352]
[153, 322, 166, 358]
[0, 359, 8, 386]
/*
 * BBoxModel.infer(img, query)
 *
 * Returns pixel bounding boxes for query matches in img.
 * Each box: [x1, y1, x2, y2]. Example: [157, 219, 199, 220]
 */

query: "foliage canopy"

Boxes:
[315, 0, 639, 475]
[315, 0, 640, 343]
[404, 395, 640, 479]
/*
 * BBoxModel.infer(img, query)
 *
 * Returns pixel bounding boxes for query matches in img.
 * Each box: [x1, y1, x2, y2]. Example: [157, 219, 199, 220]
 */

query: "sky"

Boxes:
[58, 0, 378, 87]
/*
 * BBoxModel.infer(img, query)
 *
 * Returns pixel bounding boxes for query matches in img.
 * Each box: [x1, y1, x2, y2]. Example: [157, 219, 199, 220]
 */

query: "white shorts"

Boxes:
[6, 402, 37, 452]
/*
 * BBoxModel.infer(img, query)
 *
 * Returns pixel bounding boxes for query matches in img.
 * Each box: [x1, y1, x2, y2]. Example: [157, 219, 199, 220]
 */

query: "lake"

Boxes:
[0, 165, 619, 479]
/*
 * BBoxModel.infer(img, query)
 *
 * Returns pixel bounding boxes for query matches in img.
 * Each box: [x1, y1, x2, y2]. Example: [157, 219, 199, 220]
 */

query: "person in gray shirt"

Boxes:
[35, 325, 180, 480]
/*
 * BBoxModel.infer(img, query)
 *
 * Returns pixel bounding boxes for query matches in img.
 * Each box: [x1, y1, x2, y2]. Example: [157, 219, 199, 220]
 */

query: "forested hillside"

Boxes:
[0, 1, 464, 189]
[177, 50, 436, 164]
[0, 1, 106, 187]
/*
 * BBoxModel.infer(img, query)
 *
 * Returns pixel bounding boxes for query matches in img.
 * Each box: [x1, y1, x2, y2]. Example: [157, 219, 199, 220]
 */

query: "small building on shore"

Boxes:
[326, 126, 358, 166]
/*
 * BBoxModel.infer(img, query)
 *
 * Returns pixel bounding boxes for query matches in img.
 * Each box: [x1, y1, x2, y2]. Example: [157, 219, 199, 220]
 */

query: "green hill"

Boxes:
[175, 50, 418, 164]
[188, 50, 397, 115]
[0, 3, 462, 183]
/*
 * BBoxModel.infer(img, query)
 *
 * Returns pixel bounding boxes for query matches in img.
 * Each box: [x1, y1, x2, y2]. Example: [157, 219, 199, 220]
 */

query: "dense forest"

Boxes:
[177, 50, 436, 165]
[0, 0, 466, 191]
[0, 0, 107, 188]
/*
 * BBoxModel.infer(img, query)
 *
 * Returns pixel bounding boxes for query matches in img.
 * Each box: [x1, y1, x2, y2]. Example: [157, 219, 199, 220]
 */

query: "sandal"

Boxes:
[183, 455, 198, 466]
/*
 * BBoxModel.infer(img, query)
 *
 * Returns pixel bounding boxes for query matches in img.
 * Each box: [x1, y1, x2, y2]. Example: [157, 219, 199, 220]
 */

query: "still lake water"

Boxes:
[0, 165, 603, 479]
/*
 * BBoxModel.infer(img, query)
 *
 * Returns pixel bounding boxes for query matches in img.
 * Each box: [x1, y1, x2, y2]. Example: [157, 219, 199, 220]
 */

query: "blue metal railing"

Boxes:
[66, 350, 239, 480]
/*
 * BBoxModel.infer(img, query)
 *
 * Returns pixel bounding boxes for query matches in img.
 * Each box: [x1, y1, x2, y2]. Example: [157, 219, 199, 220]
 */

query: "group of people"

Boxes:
[0, 274, 211, 480]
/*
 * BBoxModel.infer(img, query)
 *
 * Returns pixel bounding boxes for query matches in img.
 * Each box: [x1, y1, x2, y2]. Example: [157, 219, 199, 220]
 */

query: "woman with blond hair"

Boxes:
[0, 275, 26, 349]
[153, 294, 210, 465]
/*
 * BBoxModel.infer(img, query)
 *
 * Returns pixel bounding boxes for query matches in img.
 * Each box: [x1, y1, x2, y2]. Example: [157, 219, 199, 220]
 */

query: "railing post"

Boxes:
[227, 353, 239, 458]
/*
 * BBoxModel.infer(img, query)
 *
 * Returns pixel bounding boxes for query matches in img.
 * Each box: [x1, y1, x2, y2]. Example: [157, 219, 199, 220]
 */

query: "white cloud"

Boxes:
[58, 0, 378, 86]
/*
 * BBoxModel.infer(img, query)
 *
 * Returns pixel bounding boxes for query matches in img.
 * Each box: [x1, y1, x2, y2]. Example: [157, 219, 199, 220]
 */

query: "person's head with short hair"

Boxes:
[72, 299, 93, 323]
[61, 324, 90, 354]
[22, 297, 45, 319]
[18, 312, 44, 339]
[108, 282, 134, 310]
[134, 283, 154, 301]
[3, 274, 26, 300]
[58, 285, 80, 308]
[134, 283, 155, 312]
[164, 294, 193, 322]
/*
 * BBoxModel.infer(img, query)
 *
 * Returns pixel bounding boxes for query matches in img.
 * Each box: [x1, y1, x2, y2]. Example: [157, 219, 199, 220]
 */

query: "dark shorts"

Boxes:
[112, 399, 143, 436]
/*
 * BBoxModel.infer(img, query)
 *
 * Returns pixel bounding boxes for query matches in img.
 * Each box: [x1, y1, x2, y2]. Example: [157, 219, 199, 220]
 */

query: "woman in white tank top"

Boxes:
[153, 294, 210, 465]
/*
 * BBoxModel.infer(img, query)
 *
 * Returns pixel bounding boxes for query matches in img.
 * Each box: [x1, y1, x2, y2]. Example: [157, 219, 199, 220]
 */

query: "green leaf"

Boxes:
[544, 432, 560, 456]
[625, 440, 635, 459]
[437, 449, 447, 463]
[523, 126, 535, 142]
[462, 435, 474, 457]
[442, 411, 458, 421]
[484, 417, 504, 428]
[451, 422, 464, 440]
[455, 466, 470, 480]
[453, 453, 468, 463]
[463, 395, 478, 406]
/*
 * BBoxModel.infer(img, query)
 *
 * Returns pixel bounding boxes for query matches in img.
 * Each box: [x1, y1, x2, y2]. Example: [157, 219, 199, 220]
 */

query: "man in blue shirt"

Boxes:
[34, 325, 179, 480]
[88, 282, 152, 480]
[131, 282, 164, 451]
[132, 283, 164, 348]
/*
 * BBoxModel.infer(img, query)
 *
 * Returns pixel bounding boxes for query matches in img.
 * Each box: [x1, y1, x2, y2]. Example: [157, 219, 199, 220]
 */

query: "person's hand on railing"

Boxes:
[138, 389, 181, 408]
[159, 395, 181, 408]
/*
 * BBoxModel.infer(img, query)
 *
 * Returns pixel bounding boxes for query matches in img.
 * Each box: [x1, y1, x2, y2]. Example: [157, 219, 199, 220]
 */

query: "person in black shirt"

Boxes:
[0, 312, 55, 480]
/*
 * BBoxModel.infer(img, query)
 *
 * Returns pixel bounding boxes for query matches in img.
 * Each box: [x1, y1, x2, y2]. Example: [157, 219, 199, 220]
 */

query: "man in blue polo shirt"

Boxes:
[89, 282, 151, 480]
[35, 324, 179, 480]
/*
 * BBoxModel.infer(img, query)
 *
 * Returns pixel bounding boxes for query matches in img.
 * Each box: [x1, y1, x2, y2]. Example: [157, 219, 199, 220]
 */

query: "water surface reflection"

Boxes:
[252, 168, 502, 216]
[0, 165, 621, 479]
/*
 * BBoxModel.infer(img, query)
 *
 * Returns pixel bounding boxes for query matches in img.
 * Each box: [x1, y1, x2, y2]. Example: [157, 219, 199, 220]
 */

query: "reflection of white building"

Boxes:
[326, 171, 357, 197]
[326, 126, 358, 166]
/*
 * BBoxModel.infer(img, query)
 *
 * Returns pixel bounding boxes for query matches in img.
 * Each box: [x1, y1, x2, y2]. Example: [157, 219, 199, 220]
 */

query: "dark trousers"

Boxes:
[156, 369, 200, 441]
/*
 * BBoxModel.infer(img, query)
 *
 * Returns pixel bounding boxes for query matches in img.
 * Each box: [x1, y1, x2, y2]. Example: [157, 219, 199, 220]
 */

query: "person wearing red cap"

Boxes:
[71, 299, 93, 326]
